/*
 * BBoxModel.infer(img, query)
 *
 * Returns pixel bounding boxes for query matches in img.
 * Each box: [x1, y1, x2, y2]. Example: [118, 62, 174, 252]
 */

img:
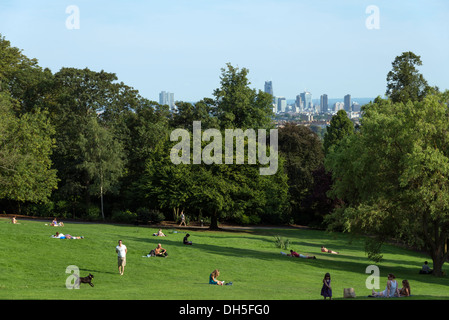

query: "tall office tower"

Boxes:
[264, 81, 273, 96]
[159, 91, 175, 110]
[295, 95, 303, 112]
[300, 91, 312, 110]
[344, 94, 351, 112]
[276, 97, 286, 113]
[320, 94, 329, 113]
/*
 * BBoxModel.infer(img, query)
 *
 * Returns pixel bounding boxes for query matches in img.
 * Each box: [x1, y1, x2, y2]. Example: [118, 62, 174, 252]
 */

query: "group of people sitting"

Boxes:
[370, 273, 411, 297]
[146, 230, 193, 257]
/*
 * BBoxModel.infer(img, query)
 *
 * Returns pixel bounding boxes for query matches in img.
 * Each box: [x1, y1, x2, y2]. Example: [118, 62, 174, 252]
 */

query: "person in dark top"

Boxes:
[183, 233, 192, 245]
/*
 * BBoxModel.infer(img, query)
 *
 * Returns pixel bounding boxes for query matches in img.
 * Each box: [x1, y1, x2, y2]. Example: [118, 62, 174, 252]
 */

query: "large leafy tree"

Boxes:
[0, 35, 58, 210]
[323, 109, 354, 155]
[49, 68, 130, 216]
[213, 63, 274, 130]
[278, 123, 324, 224]
[326, 93, 449, 275]
[0, 92, 58, 206]
[386, 51, 430, 104]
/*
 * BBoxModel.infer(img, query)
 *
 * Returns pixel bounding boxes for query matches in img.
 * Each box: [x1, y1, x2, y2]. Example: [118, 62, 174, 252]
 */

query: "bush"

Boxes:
[111, 209, 137, 224]
[85, 205, 101, 221]
[136, 207, 150, 224]
[148, 209, 165, 224]
[274, 235, 290, 250]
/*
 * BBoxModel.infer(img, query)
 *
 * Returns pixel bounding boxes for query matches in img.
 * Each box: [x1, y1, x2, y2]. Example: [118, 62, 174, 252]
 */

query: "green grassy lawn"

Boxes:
[1, 218, 448, 300]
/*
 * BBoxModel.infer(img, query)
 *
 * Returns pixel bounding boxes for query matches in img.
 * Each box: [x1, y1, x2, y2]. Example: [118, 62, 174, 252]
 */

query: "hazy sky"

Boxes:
[1, 0, 448, 102]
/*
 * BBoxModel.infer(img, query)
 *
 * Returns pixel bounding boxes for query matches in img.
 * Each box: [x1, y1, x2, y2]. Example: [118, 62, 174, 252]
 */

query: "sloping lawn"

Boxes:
[1, 218, 448, 300]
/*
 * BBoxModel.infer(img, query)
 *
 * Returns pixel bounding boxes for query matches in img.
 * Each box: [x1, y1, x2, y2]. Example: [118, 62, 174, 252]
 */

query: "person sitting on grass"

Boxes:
[209, 269, 224, 285]
[183, 234, 192, 245]
[153, 229, 166, 237]
[288, 249, 316, 259]
[371, 273, 400, 298]
[50, 218, 64, 227]
[419, 261, 433, 274]
[11, 216, 19, 224]
[398, 279, 411, 297]
[154, 243, 168, 257]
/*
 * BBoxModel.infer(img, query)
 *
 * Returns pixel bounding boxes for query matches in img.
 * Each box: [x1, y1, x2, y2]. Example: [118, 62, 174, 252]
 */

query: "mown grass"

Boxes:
[1, 218, 448, 300]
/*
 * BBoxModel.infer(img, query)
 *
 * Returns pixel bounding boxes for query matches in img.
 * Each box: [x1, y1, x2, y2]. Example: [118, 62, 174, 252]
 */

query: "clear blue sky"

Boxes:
[1, 0, 448, 102]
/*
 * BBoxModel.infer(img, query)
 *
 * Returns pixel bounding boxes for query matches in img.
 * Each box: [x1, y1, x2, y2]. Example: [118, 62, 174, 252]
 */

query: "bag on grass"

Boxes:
[343, 288, 356, 298]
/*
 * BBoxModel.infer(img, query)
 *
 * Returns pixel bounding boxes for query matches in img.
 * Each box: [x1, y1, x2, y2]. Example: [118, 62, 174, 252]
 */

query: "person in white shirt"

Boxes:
[115, 240, 127, 275]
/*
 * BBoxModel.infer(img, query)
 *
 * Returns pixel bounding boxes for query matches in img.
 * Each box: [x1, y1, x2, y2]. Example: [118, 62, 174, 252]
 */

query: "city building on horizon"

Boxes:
[159, 91, 175, 111]
[264, 81, 273, 96]
[300, 91, 312, 111]
[344, 94, 351, 112]
[320, 94, 328, 113]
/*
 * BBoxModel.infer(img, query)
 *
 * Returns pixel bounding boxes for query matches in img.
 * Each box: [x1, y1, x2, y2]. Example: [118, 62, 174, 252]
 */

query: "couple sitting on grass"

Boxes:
[370, 273, 411, 298]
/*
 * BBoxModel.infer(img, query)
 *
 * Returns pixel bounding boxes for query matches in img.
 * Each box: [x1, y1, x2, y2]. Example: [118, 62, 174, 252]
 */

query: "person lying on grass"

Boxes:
[288, 249, 316, 259]
[51, 232, 83, 239]
[321, 246, 339, 254]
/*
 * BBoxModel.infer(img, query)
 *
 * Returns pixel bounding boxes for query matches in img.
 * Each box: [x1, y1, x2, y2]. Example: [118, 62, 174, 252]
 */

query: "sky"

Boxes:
[0, 0, 448, 103]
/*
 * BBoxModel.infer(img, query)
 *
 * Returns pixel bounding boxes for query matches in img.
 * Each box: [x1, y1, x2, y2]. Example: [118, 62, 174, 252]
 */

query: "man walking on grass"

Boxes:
[116, 240, 127, 275]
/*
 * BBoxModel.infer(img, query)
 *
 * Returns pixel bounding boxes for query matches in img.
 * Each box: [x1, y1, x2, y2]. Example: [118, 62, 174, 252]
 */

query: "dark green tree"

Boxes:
[213, 63, 274, 130]
[278, 123, 324, 224]
[326, 93, 449, 275]
[0, 92, 58, 206]
[386, 51, 430, 104]
[323, 110, 354, 155]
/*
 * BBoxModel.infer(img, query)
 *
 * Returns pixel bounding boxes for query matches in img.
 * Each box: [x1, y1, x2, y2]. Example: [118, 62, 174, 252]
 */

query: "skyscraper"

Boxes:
[159, 91, 175, 110]
[264, 81, 273, 96]
[295, 95, 303, 112]
[300, 91, 312, 110]
[276, 97, 286, 113]
[344, 94, 351, 112]
[320, 94, 328, 113]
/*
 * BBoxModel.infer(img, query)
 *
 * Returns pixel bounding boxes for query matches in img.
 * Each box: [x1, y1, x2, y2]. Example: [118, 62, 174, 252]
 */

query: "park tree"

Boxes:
[386, 51, 430, 104]
[49, 67, 132, 217]
[213, 63, 274, 130]
[76, 115, 125, 219]
[325, 93, 449, 276]
[0, 92, 58, 207]
[323, 110, 354, 155]
[278, 123, 324, 224]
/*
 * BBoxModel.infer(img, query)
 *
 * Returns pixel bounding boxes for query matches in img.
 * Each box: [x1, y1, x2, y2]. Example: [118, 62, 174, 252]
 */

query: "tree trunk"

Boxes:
[430, 239, 448, 277]
[209, 211, 220, 230]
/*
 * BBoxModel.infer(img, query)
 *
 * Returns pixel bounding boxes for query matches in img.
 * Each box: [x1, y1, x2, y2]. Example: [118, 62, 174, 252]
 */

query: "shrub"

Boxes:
[274, 235, 290, 250]
[111, 209, 137, 224]
[148, 209, 165, 224]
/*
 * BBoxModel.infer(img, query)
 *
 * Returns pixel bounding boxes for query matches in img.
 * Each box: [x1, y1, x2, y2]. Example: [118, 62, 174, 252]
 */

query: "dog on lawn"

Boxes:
[78, 273, 94, 287]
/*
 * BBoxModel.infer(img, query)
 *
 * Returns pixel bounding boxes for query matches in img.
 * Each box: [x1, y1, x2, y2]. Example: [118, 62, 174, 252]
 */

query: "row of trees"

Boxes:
[1, 35, 448, 275]
[0, 35, 320, 229]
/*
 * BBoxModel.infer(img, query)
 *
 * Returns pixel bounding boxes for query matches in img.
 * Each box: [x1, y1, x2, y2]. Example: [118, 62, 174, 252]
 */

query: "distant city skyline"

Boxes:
[0, 1, 448, 103]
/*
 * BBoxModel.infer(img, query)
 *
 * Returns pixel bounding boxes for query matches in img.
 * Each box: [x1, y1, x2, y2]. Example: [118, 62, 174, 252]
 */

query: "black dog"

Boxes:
[78, 273, 94, 287]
